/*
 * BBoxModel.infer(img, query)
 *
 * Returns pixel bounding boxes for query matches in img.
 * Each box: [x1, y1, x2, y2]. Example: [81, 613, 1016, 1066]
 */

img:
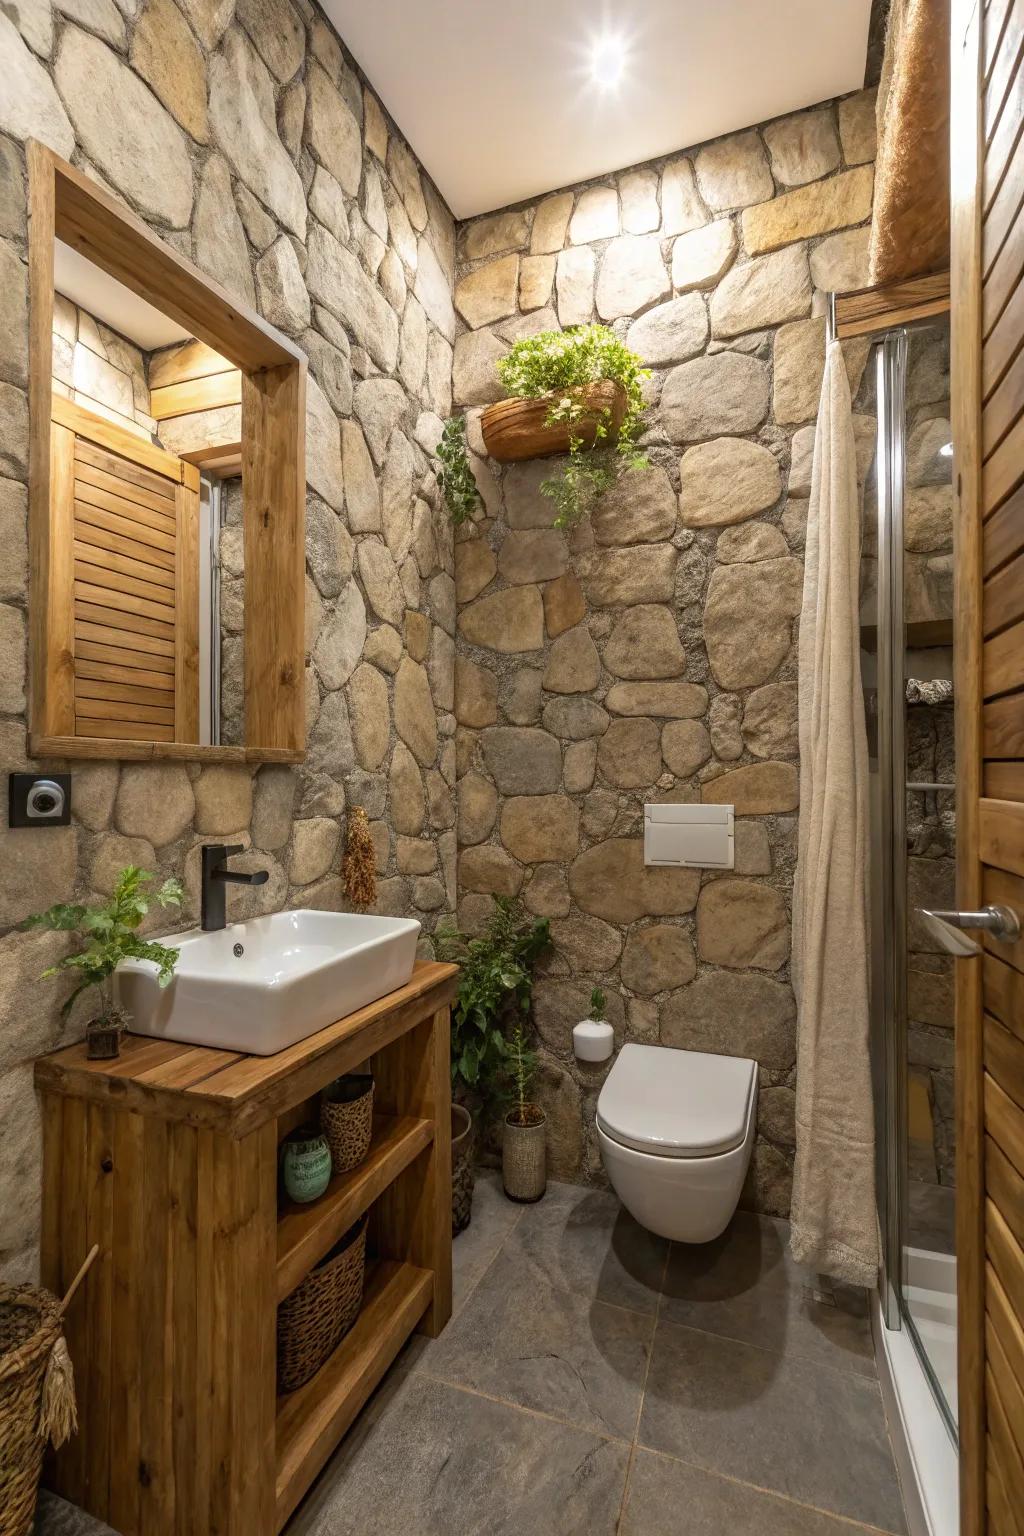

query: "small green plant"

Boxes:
[505, 1023, 542, 1127]
[496, 324, 651, 528]
[433, 895, 550, 1108]
[435, 413, 482, 526]
[589, 987, 607, 1022]
[23, 866, 185, 1032]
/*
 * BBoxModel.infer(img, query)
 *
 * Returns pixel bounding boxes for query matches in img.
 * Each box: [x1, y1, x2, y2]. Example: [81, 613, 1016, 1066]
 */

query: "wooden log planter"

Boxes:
[481, 380, 627, 463]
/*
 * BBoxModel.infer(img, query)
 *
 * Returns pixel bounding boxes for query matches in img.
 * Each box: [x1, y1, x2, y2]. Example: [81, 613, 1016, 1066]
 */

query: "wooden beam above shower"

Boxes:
[833, 270, 951, 339]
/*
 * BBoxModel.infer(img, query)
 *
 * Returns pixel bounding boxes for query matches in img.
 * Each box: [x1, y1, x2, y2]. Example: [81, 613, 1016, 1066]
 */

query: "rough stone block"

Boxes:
[500, 794, 579, 863]
[625, 294, 708, 367]
[696, 880, 790, 970]
[621, 924, 696, 995]
[662, 352, 769, 442]
[569, 838, 699, 924]
[595, 235, 670, 321]
[679, 437, 782, 526]
[701, 760, 798, 814]
[481, 727, 561, 794]
[762, 108, 840, 187]
[459, 586, 545, 652]
[742, 166, 873, 256]
[579, 544, 677, 606]
[670, 219, 738, 292]
[454, 253, 520, 329]
[696, 130, 773, 211]
[603, 604, 686, 679]
[710, 245, 812, 337]
[597, 717, 662, 788]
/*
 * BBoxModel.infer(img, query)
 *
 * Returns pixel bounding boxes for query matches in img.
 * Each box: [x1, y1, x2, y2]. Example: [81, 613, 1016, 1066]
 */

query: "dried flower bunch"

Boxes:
[342, 805, 377, 908]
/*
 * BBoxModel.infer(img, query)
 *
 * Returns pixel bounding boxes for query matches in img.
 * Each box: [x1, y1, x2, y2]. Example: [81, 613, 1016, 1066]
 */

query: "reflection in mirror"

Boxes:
[50, 245, 245, 747]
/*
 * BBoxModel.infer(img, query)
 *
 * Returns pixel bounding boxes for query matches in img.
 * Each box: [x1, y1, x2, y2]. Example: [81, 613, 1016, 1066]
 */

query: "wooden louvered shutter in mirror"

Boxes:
[952, 0, 1024, 1528]
[47, 396, 200, 745]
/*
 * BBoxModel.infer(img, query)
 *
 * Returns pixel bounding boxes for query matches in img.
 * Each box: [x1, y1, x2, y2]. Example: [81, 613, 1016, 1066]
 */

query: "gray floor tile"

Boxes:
[497, 1179, 668, 1316]
[638, 1319, 906, 1534]
[415, 1248, 653, 1441]
[34, 1493, 117, 1535]
[287, 1371, 629, 1536]
[451, 1170, 523, 1313]
[660, 1211, 875, 1377]
[621, 1449, 889, 1535]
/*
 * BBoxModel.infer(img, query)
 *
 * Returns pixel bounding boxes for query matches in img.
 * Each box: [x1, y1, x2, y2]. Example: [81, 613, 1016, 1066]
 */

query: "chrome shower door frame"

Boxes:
[872, 329, 910, 1333]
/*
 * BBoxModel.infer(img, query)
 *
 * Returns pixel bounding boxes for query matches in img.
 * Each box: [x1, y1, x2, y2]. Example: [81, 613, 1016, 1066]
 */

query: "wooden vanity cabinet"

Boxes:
[34, 961, 458, 1534]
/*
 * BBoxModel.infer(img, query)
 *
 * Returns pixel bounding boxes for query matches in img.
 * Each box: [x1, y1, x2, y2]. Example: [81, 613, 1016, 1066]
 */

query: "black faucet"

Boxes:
[201, 844, 269, 932]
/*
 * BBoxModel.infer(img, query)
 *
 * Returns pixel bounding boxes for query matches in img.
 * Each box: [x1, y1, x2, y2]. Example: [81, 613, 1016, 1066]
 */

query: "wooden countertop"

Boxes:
[34, 960, 459, 1139]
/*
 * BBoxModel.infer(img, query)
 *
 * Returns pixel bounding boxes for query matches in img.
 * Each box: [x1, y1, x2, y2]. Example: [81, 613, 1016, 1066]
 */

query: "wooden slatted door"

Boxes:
[49, 395, 200, 744]
[952, 0, 1024, 1528]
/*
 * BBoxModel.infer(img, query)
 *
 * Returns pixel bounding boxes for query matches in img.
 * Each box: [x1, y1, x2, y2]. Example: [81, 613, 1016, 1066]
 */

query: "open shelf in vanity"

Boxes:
[35, 960, 458, 1535]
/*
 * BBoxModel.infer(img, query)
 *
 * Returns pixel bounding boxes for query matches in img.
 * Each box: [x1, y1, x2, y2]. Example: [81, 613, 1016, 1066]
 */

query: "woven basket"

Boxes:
[503, 1111, 547, 1203]
[276, 1218, 367, 1393]
[320, 1075, 374, 1175]
[0, 1288, 75, 1536]
[451, 1104, 474, 1236]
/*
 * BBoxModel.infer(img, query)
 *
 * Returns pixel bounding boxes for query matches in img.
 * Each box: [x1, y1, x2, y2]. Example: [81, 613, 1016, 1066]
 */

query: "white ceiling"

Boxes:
[54, 241, 191, 351]
[324, 0, 873, 219]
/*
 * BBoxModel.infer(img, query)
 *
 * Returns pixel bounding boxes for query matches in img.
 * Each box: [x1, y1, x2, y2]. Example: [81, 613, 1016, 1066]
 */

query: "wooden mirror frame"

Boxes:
[27, 141, 307, 764]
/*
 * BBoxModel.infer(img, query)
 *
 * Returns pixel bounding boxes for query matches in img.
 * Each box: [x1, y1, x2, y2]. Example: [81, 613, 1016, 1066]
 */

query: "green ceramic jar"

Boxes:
[281, 1126, 332, 1204]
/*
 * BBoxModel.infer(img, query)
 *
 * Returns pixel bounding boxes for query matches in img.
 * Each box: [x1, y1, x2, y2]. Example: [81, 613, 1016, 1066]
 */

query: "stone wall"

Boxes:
[451, 99, 879, 1214]
[0, 0, 457, 1280]
[51, 293, 156, 438]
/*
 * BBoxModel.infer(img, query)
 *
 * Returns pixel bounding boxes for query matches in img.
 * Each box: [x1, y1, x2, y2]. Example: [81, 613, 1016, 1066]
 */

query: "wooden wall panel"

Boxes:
[955, 0, 1024, 1518]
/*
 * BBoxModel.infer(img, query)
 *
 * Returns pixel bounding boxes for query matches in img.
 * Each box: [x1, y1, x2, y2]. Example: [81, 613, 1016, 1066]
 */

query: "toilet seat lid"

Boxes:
[596, 1044, 756, 1158]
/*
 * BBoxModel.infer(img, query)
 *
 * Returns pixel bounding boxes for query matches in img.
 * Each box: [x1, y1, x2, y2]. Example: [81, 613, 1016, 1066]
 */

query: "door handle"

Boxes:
[918, 904, 1021, 956]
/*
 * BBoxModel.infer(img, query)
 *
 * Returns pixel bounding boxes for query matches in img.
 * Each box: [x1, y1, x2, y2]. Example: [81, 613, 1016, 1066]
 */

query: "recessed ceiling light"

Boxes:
[939, 441, 953, 457]
[590, 34, 625, 89]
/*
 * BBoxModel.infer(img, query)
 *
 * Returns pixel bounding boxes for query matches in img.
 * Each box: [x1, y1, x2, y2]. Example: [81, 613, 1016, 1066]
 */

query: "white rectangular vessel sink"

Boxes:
[117, 910, 422, 1056]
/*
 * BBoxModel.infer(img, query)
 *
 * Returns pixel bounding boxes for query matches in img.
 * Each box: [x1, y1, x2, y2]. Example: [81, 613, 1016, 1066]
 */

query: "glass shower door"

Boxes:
[864, 318, 957, 1437]
[901, 321, 956, 1430]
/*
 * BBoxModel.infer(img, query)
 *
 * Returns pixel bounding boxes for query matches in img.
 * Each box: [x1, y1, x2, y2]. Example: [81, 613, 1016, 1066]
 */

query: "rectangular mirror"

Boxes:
[28, 143, 306, 764]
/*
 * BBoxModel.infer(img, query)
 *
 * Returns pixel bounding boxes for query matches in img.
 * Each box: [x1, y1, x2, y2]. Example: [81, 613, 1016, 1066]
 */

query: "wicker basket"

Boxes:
[503, 1111, 547, 1203]
[320, 1074, 374, 1175]
[0, 1247, 96, 1536]
[451, 1104, 475, 1236]
[276, 1218, 367, 1393]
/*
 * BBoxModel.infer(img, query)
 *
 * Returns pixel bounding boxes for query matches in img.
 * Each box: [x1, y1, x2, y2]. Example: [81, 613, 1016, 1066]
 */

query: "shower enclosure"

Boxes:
[857, 314, 958, 1527]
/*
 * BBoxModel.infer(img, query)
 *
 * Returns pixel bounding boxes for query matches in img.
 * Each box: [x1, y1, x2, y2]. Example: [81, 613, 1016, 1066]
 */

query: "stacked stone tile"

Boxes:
[452, 100, 879, 1212]
[0, 0, 458, 1280]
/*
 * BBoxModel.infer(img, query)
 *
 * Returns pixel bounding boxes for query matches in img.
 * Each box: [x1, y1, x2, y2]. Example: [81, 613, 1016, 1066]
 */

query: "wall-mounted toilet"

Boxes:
[596, 1044, 757, 1243]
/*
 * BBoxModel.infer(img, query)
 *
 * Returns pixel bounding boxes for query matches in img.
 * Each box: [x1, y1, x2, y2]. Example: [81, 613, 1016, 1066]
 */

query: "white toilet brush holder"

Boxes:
[573, 1020, 614, 1062]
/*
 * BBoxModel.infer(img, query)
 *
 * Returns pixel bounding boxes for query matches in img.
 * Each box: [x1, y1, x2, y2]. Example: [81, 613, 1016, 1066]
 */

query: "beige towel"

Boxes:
[790, 342, 879, 1288]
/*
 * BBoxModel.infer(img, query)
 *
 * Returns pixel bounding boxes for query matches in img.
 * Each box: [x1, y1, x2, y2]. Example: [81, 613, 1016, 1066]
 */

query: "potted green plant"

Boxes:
[502, 1023, 546, 1202]
[433, 896, 550, 1230]
[23, 866, 185, 1059]
[436, 413, 483, 526]
[482, 324, 650, 527]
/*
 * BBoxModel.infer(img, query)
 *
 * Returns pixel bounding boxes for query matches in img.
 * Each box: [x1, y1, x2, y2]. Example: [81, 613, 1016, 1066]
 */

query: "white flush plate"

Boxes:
[644, 803, 734, 869]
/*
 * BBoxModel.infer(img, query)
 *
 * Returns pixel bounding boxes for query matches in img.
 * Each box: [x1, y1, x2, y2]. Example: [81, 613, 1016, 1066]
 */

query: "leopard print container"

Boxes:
[320, 1074, 374, 1175]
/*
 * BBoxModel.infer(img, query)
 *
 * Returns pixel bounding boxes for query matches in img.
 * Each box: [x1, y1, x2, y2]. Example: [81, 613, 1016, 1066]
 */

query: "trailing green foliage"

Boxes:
[433, 896, 550, 1108]
[589, 987, 607, 1022]
[506, 1023, 540, 1126]
[23, 866, 185, 1025]
[496, 325, 651, 528]
[435, 413, 482, 526]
